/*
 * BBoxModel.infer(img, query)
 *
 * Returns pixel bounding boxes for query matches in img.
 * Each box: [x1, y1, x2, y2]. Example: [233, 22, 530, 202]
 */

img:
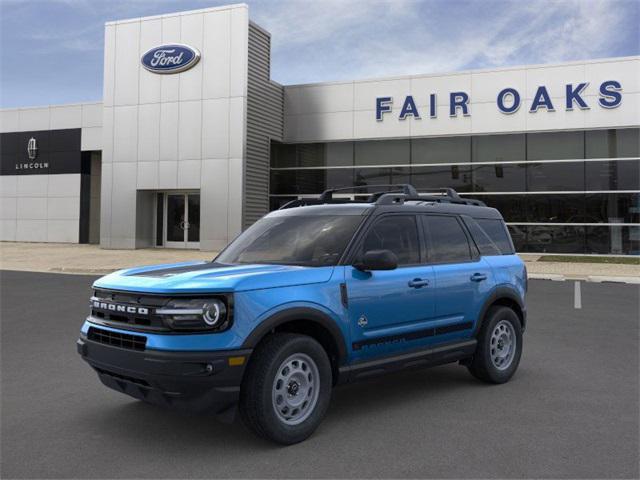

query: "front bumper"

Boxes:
[77, 335, 251, 415]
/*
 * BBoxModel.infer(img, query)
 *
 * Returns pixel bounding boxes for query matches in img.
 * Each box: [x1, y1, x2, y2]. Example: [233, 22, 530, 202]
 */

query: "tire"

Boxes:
[467, 306, 523, 384]
[239, 333, 332, 445]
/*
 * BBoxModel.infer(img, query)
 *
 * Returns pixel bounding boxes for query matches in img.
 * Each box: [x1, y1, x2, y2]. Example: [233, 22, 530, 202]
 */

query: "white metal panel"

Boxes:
[179, 14, 204, 102]
[138, 18, 162, 105]
[47, 219, 79, 243]
[81, 126, 103, 151]
[159, 102, 179, 161]
[229, 7, 248, 98]
[137, 103, 160, 161]
[585, 58, 640, 94]
[227, 157, 243, 238]
[158, 161, 178, 189]
[525, 63, 586, 101]
[472, 68, 526, 104]
[17, 197, 47, 219]
[47, 197, 80, 220]
[47, 174, 80, 197]
[16, 175, 48, 197]
[136, 161, 159, 189]
[201, 98, 230, 159]
[584, 91, 640, 128]
[353, 78, 411, 111]
[114, 21, 141, 106]
[81, 103, 103, 128]
[103, 25, 116, 107]
[202, 9, 231, 99]
[177, 159, 201, 188]
[353, 110, 407, 139]
[0, 109, 19, 132]
[228, 96, 245, 158]
[0, 196, 17, 219]
[113, 105, 138, 162]
[471, 101, 527, 134]
[109, 162, 137, 240]
[409, 104, 472, 137]
[178, 100, 202, 160]
[200, 158, 229, 249]
[0, 220, 17, 241]
[160, 16, 181, 103]
[0, 175, 17, 197]
[285, 83, 353, 116]
[16, 220, 47, 242]
[18, 107, 50, 131]
[525, 99, 586, 131]
[50, 105, 82, 130]
[410, 73, 472, 108]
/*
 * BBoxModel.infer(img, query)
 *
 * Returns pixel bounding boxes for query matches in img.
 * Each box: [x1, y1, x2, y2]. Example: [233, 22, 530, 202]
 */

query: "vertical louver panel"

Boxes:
[244, 23, 284, 229]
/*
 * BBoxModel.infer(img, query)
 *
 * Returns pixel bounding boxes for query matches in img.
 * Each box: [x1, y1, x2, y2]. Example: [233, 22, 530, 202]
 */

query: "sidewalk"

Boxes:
[1, 242, 638, 283]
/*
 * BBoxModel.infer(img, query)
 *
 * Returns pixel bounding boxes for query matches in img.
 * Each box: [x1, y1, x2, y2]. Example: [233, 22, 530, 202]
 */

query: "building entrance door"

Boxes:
[164, 192, 200, 249]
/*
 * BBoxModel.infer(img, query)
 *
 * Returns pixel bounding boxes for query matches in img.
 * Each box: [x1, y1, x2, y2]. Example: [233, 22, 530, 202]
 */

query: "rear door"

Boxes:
[422, 214, 495, 340]
[345, 214, 436, 360]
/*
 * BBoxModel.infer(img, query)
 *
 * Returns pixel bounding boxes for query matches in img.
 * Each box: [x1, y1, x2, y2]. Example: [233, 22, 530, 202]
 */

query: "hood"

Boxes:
[93, 261, 336, 294]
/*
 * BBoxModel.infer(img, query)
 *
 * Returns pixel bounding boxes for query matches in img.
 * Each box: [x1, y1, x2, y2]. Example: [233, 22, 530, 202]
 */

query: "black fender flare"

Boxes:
[474, 285, 527, 335]
[241, 307, 348, 364]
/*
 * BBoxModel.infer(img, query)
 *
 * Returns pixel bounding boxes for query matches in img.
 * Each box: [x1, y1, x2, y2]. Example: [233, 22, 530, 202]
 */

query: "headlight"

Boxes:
[156, 298, 230, 331]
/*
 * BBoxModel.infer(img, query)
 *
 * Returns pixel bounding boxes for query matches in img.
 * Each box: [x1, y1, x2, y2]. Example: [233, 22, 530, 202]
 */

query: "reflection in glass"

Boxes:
[527, 162, 585, 191]
[187, 194, 200, 242]
[472, 163, 526, 192]
[411, 165, 472, 192]
[527, 131, 584, 160]
[355, 140, 410, 166]
[166, 194, 185, 242]
[412, 137, 471, 164]
[508, 225, 586, 253]
[585, 160, 640, 190]
[585, 128, 640, 158]
[586, 226, 640, 255]
[472, 134, 525, 163]
[585, 193, 640, 224]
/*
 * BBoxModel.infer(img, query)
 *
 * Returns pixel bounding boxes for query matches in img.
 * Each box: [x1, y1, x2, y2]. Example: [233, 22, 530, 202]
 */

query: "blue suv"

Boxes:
[77, 185, 527, 444]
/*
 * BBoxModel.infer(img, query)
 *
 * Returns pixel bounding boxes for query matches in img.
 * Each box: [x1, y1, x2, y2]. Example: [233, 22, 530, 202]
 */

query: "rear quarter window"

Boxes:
[475, 218, 515, 254]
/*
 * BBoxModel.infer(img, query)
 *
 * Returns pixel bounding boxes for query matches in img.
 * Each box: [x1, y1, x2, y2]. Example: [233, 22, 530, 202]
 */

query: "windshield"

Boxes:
[216, 215, 363, 267]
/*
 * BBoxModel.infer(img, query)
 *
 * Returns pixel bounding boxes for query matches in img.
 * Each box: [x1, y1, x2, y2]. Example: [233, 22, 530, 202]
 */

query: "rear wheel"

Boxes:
[468, 306, 522, 384]
[239, 333, 332, 444]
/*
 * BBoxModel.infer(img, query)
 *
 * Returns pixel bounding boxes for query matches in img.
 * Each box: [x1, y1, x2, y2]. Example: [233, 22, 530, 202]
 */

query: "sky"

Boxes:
[0, 0, 638, 108]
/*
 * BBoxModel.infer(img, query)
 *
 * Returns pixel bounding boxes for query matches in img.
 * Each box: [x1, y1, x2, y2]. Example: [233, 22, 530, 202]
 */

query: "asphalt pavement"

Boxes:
[1, 270, 638, 479]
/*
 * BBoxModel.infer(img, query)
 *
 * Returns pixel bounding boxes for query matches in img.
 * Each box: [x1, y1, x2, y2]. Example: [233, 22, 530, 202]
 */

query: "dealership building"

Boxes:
[1, 4, 638, 254]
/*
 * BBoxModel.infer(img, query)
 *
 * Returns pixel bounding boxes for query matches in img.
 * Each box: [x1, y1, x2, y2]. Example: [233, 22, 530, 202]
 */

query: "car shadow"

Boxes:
[78, 363, 489, 449]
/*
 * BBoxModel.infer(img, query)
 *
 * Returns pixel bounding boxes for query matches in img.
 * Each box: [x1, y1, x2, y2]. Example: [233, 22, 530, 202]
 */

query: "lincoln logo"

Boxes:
[92, 300, 149, 316]
[141, 44, 200, 74]
[27, 137, 37, 160]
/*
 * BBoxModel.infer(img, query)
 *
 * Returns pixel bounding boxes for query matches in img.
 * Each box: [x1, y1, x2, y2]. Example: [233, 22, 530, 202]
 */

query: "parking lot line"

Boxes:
[574, 281, 582, 309]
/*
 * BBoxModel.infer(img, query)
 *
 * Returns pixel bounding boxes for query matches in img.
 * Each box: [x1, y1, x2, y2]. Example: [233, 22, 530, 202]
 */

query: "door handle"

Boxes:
[408, 278, 430, 288]
[470, 273, 487, 282]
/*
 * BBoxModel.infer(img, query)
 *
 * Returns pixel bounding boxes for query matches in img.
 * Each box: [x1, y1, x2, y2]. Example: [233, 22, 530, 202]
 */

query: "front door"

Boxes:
[345, 214, 436, 361]
[164, 193, 200, 249]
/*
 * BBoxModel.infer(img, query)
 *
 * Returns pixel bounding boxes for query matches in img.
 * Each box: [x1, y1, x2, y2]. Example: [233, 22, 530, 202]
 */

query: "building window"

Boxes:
[412, 136, 471, 164]
[354, 139, 409, 166]
[527, 131, 584, 160]
[472, 134, 525, 163]
[585, 128, 640, 158]
[526, 161, 586, 191]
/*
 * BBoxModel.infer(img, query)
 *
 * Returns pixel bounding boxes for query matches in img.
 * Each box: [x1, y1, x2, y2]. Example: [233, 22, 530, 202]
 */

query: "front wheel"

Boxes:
[239, 333, 332, 444]
[467, 306, 523, 384]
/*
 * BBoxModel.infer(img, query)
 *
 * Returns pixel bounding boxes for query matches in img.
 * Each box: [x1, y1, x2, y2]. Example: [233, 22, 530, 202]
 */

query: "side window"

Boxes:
[462, 216, 502, 256]
[360, 215, 420, 265]
[476, 218, 515, 254]
[424, 215, 473, 263]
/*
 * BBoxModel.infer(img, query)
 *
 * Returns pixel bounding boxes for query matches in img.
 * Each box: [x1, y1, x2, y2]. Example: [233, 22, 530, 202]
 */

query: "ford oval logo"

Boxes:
[141, 44, 201, 74]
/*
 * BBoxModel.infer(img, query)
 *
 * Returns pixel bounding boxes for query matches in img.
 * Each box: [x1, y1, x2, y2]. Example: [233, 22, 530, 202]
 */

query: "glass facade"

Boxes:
[270, 128, 640, 255]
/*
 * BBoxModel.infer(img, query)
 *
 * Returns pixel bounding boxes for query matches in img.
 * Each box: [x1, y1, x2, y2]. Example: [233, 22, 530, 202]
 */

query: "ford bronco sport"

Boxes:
[77, 185, 526, 444]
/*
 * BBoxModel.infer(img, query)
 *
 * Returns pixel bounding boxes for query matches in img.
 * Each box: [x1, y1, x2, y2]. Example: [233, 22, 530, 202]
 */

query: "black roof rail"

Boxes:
[278, 184, 486, 209]
[318, 184, 418, 202]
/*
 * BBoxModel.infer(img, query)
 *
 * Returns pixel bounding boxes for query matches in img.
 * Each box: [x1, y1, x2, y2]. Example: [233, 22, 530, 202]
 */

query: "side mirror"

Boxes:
[354, 249, 398, 271]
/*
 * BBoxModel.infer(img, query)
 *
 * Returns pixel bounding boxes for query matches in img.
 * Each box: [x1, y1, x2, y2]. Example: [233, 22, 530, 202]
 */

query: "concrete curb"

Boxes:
[529, 273, 640, 284]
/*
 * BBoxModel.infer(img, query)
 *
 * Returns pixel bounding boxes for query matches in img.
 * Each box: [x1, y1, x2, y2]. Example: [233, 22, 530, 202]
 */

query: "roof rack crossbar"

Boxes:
[318, 184, 418, 202]
[278, 185, 485, 209]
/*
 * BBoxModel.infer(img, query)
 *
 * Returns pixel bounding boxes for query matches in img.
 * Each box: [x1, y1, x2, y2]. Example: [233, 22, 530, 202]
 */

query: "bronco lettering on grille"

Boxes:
[92, 300, 149, 316]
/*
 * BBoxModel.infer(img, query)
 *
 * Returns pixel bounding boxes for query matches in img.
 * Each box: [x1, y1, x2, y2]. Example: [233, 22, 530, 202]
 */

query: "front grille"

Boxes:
[90, 290, 171, 332]
[88, 327, 147, 351]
